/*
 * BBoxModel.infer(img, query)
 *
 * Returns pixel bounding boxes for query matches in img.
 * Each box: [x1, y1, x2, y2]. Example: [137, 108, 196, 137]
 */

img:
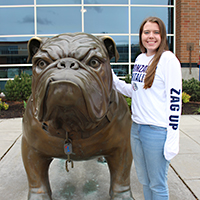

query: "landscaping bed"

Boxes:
[0, 100, 199, 119]
[0, 101, 25, 119]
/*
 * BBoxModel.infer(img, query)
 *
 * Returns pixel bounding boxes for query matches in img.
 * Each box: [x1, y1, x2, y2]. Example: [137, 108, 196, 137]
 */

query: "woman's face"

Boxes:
[141, 21, 161, 56]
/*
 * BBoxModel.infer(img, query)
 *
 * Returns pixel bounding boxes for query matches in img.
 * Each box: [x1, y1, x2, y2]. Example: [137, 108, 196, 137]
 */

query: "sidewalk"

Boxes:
[0, 115, 199, 200]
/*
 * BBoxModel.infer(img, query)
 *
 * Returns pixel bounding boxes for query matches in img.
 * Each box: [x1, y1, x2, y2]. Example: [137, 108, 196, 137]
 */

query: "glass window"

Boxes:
[109, 36, 129, 63]
[111, 65, 129, 76]
[37, 0, 81, 4]
[0, 67, 31, 79]
[0, 81, 7, 91]
[0, 0, 33, 5]
[37, 7, 82, 34]
[131, 36, 140, 62]
[0, 37, 32, 42]
[85, 0, 128, 4]
[0, 38, 30, 64]
[131, 0, 173, 5]
[0, 8, 34, 35]
[131, 7, 174, 34]
[167, 36, 173, 52]
[84, 6, 128, 34]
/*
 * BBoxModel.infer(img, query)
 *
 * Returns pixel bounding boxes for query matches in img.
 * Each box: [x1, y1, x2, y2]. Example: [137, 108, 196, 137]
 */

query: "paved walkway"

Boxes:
[0, 115, 199, 200]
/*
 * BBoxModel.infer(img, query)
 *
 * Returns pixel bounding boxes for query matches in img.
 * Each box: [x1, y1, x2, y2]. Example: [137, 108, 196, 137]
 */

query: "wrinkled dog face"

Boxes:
[28, 33, 119, 132]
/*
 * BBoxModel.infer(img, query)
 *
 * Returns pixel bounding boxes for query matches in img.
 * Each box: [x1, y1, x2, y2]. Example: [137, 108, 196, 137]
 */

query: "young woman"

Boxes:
[112, 16, 182, 200]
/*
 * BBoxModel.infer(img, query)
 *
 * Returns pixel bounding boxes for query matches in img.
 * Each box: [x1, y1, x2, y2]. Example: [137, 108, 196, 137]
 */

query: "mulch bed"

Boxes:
[182, 101, 200, 115]
[0, 100, 200, 119]
[0, 100, 25, 119]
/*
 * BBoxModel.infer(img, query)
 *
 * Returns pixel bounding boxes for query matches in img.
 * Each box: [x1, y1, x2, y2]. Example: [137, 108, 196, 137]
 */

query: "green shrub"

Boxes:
[23, 100, 27, 109]
[125, 97, 131, 107]
[0, 98, 9, 111]
[4, 72, 32, 101]
[195, 107, 200, 114]
[182, 78, 200, 102]
[182, 92, 191, 103]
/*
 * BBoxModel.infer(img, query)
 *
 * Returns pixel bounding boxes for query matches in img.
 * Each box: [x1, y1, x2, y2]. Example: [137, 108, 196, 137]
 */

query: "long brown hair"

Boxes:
[139, 17, 169, 89]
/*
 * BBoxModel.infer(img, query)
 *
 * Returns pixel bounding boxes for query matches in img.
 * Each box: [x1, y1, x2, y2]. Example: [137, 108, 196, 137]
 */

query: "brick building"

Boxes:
[176, 0, 200, 80]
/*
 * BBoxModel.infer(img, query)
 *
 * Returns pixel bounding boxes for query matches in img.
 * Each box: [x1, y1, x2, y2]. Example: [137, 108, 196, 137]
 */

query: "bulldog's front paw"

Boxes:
[28, 189, 52, 200]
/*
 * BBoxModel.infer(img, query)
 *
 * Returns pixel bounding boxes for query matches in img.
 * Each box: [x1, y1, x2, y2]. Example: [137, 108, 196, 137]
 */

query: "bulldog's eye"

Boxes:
[88, 58, 101, 68]
[37, 59, 47, 69]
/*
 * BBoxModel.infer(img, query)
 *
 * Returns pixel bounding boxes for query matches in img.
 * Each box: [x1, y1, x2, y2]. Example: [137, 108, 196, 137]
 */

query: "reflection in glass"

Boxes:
[0, 8, 34, 35]
[108, 36, 129, 63]
[131, 36, 140, 62]
[0, 81, 6, 91]
[0, 68, 7, 78]
[0, 0, 33, 5]
[37, 0, 81, 4]
[131, 0, 173, 5]
[85, 0, 128, 4]
[131, 7, 173, 34]
[37, 7, 81, 34]
[84, 7, 128, 33]
[7, 68, 21, 78]
[0, 67, 32, 79]
[0, 37, 32, 42]
[167, 36, 173, 52]
[0, 39, 29, 64]
[111, 65, 129, 76]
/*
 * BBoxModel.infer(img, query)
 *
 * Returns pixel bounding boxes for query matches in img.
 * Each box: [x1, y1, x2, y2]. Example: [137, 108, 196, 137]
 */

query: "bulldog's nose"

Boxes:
[57, 59, 79, 70]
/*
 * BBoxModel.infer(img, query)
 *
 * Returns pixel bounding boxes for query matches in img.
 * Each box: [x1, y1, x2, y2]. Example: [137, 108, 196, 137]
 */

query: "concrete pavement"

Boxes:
[0, 115, 199, 200]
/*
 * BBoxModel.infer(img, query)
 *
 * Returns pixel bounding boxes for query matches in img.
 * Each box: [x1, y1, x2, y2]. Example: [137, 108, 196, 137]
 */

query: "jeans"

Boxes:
[131, 121, 170, 200]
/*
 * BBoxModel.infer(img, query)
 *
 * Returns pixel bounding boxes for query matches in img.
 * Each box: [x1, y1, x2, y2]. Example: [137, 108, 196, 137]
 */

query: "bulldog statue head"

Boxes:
[28, 33, 120, 137]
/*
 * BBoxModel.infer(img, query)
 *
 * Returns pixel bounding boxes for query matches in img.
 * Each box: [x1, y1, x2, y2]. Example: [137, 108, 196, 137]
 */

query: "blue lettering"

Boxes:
[136, 73, 140, 80]
[133, 64, 148, 72]
[138, 65, 145, 72]
[170, 96, 180, 103]
[169, 115, 179, 122]
[132, 73, 136, 80]
[169, 88, 181, 129]
[132, 72, 146, 82]
[170, 88, 181, 95]
[141, 74, 145, 82]
[138, 74, 142, 82]
[170, 104, 180, 111]
[169, 123, 179, 130]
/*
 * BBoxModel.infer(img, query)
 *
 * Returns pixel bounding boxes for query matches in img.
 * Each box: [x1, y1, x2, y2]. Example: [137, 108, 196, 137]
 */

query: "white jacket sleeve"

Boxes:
[164, 56, 182, 161]
[112, 69, 133, 98]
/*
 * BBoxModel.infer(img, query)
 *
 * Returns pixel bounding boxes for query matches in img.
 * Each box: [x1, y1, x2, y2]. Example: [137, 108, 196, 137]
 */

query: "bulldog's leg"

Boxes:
[21, 136, 53, 200]
[106, 147, 134, 200]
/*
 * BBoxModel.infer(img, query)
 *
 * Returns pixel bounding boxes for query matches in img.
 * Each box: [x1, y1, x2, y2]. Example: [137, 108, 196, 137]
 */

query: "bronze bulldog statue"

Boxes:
[22, 32, 133, 200]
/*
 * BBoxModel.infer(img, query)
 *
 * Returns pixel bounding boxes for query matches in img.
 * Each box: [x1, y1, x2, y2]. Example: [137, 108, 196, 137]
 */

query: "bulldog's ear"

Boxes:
[27, 37, 47, 62]
[99, 36, 119, 62]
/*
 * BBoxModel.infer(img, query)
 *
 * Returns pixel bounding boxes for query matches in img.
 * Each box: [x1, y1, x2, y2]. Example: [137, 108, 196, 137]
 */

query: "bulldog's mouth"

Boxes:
[38, 79, 87, 121]
[37, 77, 107, 134]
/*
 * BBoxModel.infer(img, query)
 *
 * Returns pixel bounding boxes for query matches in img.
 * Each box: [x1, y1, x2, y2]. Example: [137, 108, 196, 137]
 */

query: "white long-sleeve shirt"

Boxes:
[112, 51, 182, 160]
